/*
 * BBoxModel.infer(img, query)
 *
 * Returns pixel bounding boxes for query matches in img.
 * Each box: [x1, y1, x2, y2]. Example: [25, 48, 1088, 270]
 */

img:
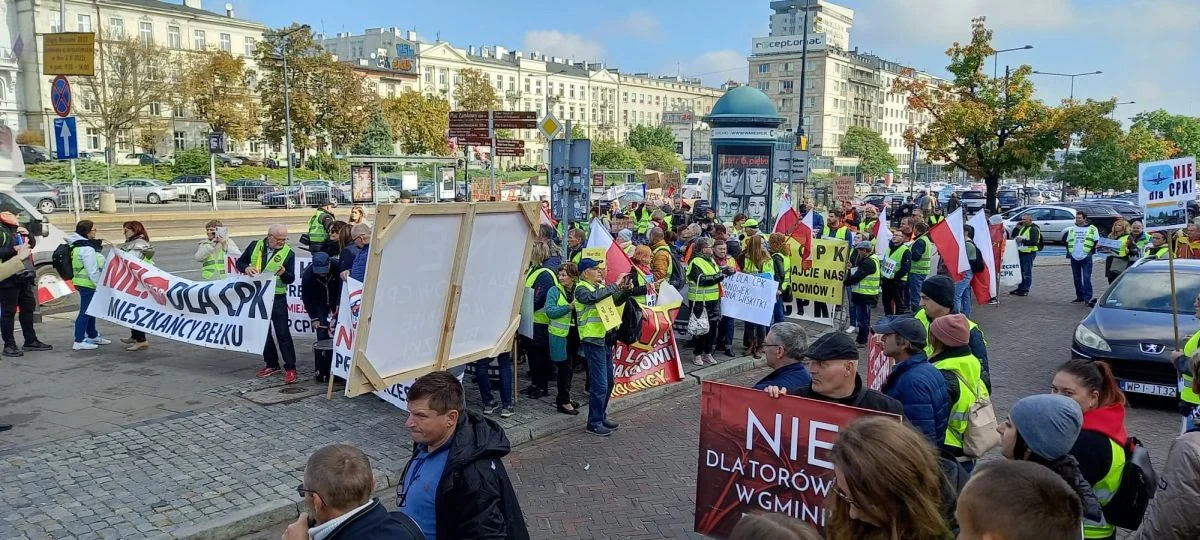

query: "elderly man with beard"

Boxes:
[763, 331, 904, 415]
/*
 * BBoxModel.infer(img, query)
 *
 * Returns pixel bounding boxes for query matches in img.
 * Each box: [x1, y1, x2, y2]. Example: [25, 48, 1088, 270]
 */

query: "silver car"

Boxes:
[111, 179, 180, 204]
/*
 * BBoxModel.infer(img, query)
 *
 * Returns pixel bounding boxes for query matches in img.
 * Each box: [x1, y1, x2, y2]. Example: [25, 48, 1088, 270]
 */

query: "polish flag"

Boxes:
[539, 205, 557, 229]
[968, 210, 997, 304]
[586, 218, 634, 285]
[793, 210, 816, 260]
[774, 194, 797, 234]
[929, 208, 970, 282]
[874, 205, 892, 260]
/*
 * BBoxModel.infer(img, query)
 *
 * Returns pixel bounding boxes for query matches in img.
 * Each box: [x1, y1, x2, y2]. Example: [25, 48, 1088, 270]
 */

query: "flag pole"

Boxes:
[1169, 227, 1181, 350]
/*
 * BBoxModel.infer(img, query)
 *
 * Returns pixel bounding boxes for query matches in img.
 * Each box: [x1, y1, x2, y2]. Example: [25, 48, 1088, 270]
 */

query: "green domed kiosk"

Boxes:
[704, 86, 788, 229]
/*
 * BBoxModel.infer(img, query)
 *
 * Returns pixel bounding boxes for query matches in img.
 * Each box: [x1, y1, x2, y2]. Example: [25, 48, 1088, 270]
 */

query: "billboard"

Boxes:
[751, 34, 827, 56]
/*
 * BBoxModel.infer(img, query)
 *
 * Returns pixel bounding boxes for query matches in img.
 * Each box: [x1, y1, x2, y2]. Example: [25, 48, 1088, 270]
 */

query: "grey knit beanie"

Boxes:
[1010, 394, 1083, 460]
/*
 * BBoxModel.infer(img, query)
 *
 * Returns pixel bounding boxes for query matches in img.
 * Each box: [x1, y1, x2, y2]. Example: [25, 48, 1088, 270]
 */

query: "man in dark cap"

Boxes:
[916, 274, 991, 390]
[763, 331, 904, 415]
[874, 315, 950, 447]
[301, 252, 341, 383]
[844, 240, 881, 345]
[573, 258, 640, 437]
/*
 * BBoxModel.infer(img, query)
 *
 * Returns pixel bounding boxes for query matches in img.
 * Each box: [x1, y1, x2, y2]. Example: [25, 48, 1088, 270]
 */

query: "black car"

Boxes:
[1059, 202, 1124, 236]
[223, 179, 276, 201]
[259, 180, 342, 208]
[997, 190, 1020, 211]
[1080, 198, 1144, 223]
[1072, 259, 1200, 402]
[19, 145, 52, 164]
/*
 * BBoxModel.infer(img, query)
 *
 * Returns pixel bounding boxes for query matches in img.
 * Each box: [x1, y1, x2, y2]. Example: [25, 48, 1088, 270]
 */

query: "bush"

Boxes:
[173, 148, 210, 176]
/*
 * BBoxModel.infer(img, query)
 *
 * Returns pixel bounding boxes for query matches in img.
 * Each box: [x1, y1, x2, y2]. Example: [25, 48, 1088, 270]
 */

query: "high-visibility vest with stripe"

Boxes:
[202, 244, 226, 280]
[574, 281, 607, 339]
[1083, 438, 1126, 538]
[932, 352, 989, 450]
[1066, 226, 1099, 255]
[71, 246, 104, 289]
[822, 225, 851, 242]
[851, 255, 881, 296]
[687, 257, 720, 302]
[916, 309, 986, 358]
[571, 249, 582, 265]
[1015, 225, 1040, 253]
[911, 236, 933, 275]
[250, 242, 293, 295]
[1148, 245, 1170, 259]
[307, 211, 329, 243]
[548, 284, 571, 338]
[653, 245, 673, 277]
[636, 211, 651, 234]
[928, 215, 945, 227]
[525, 267, 558, 325]
[862, 219, 877, 238]
[883, 243, 909, 279]
[1180, 331, 1200, 405]
[773, 252, 792, 290]
[743, 256, 774, 278]
[622, 243, 635, 256]
[1109, 234, 1129, 258]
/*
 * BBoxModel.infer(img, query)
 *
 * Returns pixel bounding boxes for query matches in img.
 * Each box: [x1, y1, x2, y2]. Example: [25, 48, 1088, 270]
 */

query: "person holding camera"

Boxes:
[194, 219, 241, 281]
[0, 211, 50, 357]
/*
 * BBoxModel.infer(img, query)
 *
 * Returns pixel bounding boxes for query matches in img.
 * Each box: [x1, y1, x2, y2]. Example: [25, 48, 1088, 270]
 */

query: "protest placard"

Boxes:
[226, 254, 314, 337]
[789, 238, 848, 305]
[596, 296, 622, 330]
[694, 381, 900, 535]
[866, 334, 893, 390]
[999, 239, 1022, 288]
[719, 271, 776, 326]
[88, 250, 275, 354]
[833, 176, 854, 202]
[1139, 156, 1195, 232]
[1095, 237, 1125, 251]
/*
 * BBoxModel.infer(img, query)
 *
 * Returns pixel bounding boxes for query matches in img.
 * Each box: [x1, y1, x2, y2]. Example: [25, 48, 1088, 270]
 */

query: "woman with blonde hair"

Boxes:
[739, 234, 774, 358]
[1102, 218, 1131, 283]
[348, 205, 371, 227]
[827, 416, 955, 540]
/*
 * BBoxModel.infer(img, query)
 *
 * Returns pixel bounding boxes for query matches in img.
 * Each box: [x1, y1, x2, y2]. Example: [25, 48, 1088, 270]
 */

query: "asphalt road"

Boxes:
[149, 233, 306, 277]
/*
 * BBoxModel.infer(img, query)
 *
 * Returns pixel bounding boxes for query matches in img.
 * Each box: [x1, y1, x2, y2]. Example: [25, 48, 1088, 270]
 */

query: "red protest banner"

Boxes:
[694, 381, 899, 536]
[865, 332, 893, 391]
[610, 321, 684, 398]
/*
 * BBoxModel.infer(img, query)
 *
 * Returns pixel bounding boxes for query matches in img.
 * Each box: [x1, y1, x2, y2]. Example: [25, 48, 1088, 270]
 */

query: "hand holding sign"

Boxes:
[596, 296, 622, 330]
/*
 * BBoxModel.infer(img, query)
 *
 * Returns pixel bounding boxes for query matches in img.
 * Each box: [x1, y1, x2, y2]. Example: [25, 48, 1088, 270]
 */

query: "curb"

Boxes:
[163, 355, 765, 540]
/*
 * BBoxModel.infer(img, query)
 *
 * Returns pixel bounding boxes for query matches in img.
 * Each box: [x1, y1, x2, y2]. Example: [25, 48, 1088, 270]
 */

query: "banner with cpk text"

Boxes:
[87, 249, 275, 353]
[226, 255, 315, 336]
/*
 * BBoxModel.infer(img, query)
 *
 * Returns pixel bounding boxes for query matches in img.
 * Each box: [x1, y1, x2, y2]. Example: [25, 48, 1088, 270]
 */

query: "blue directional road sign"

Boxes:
[53, 117, 78, 160]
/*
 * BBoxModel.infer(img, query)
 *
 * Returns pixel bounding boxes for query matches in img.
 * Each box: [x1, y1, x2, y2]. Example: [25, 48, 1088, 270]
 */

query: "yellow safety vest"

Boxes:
[1083, 438, 1125, 538]
[916, 309, 986, 358]
[202, 244, 226, 281]
[773, 252, 792, 290]
[851, 254, 881, 296]
[862, 219, 877, 238]
[1015, 225, 1040, 254]
[636, 211, 651, 235]
[687, 257, 720, 302]
[71, 245, 104, 289]
[1066, 226, 1099, 255]
[1108, 234, 1129, 258]
[883, 243, 909, 279]
[911, 235, 933, 275]
[1148, 245, 1170, 259]
[822, 225, 851, 242]
[525, 267, 558, 325]
[249, 241, 293, 295]
[928, 215, 945, 227]
[548, 284, 571, 338]
[743, 256, 775, 278]
[932, 352, 989, 450]
[574, 281, 607, 340]
[1180, 331, 1200, 405]
[307, 211, 329, 243]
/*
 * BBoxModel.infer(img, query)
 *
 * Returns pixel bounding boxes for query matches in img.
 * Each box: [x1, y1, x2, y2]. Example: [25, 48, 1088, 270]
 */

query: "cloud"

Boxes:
[676, 50, 747, 87]
[607, 11, 662, 40]
[856, 0, 1073, 44]
[522, 30, 606, 62]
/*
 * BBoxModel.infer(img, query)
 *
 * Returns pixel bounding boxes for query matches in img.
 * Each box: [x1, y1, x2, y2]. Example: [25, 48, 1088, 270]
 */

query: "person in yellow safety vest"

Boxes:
[68, 220, 107, 353]
[741, 235, 775, 358]
[522, 243, 560, 402]
[648, 227, 674, 283]
[1174, 293, 1200, 433]
[304, 201, 336, 254]
[844, 241, 881, 345]
[739, 219, 761, 251]
[634, 202, 652, 240]
[567, 228, 586, 265]
[860, 207, 879, 240]
[118, 221, 156, 352]
[1142, 230, 1171, 261]
[881, 233, 912, 315]
[767, 233, 792, 324]
[927, 314, 990, 472]
[686, 237, 734, 366]
[615, 228, 635, 257]
[629, 245, 655, 306]
[1010, 213, 1041, 296]
[1052, 359, 1132, 540]
[545, 263, 580, 415]
[1129, 220, 1150, 255]
[195, 219, 242, 281]
[1067, 210, 1100, 304]
[822, 210, 854, 243]
[1101, 219, 1132, 285]
[927, 212, 945, 228]
[574, 258, 639, 436]
[916, 274, 992, 391]
[236, 224, 300, 385]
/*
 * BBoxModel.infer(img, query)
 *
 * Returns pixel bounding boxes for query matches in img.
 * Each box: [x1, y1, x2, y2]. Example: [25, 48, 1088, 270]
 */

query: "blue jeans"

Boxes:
[954, 269, 973, 316]
[907, 273, 926, 313]
[1070, 257, 1093, 300]
[582, 342, 614, 429]
[850, 302, 871, 344]
[1018, 252, 1036, 292]
[74, 286, 99, 343]
[717, 316, 736, 350]
[475, 354, 513, 408]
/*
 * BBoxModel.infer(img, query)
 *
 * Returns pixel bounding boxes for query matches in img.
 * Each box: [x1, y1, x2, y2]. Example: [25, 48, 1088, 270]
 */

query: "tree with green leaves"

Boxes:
[839, 126, 897, 178]
[571, 124, 587, 140]
[178, 50, 258, 142]
[382, 91, 450, 155]
[453, 68, 500, 111]
[627, 124, 675, 152]
[1130, 110, 1200, 159]
[352, 108, 395, 155]
[640, 146, 684, 173]
[1057, 124, 1178, 193]
[591, 138, 643, 170]
[892, 17, 1119, 212]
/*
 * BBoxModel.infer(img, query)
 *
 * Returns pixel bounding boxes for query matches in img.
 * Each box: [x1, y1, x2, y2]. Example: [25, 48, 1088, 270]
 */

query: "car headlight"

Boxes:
[1074, 324, 1111, 352]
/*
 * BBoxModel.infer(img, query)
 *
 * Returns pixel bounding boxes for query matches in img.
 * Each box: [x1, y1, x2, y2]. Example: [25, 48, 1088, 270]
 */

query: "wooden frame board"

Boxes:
[345, 201, 539, 397]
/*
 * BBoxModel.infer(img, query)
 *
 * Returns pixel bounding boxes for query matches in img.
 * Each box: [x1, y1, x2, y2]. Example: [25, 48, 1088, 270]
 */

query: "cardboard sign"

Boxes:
[695, 381, 900, 536]
[719, 271, 776, 326]
[788, 238, 848, 305]
[833, 176, 854, 202]
[1139, 156, 1195, 232]
[596, 296, 622, 331]
[999, 239, 1022, 288]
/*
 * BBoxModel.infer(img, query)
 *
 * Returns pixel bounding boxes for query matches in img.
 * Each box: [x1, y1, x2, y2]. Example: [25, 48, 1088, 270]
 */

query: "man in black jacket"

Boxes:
[283, 444, 424, 540]
[764, 332, 904, 416]
[0, 211, 50, 357]
[300, 252, 341, 383]
[397, 371, 530, 539]
[844, 241, 881, 345]
[236, 224, 299, 384]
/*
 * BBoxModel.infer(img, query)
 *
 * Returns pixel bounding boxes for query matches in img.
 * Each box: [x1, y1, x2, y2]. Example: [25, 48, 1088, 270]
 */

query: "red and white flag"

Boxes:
[874, 205, 892, 260]
[929, 208, 970, 282]
[773, 194, 797, 234]
[586, 218, 634, 285]
[968, 210, 998, 304]
[539, 205, 557, 229]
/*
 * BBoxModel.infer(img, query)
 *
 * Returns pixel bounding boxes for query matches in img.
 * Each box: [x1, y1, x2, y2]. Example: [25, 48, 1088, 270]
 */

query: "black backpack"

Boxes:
[1102, 436, 1156, 530]
[966, 241, 986, 273]
[52, 241, 81, 279]
[616, 297, 643, 345]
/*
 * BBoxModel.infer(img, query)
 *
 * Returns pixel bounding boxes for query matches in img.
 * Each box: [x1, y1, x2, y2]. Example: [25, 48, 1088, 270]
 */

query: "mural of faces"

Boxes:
[747, 196, 767, 220]
[747, 168, 768, 195]
[718, 196, 740, 221]
[719, 167, 744, 195]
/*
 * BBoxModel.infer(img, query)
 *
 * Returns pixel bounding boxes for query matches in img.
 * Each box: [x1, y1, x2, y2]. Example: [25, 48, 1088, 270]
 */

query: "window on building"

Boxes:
[173, 131, 185, 151]
[193, 29, 206, 50]
[781, 98, 792, 109]
[622, 91, 628, 103]
[148, 102, 161, 116]
[558, 83, 564, 96]
[138, 21, 152, 43]
[77, 14, 92, 32]
[495, 74, 503, 89]
[757, 81, 770, 92]
[244, 37, 255, 56]
[167, 26, 180, 49]
[508, 77, 515, 91]
[49, 10, 61, 33]
[524, 78, 531, 92]
[453, 72, 460, 86]
[569, 85, 575, 98]
[535, 80, 542, 94]
[107, 17, 123, 39]
[219, 33, 231, 52]
[116, 129, 131, 151]
[758, 63, 771, 73]
[438, 69, 446, 84]
[173, 104, 185, 118]
[424, 66, 433, 82]
[86, 128, 100, 150]
[781, 80, 794, 93]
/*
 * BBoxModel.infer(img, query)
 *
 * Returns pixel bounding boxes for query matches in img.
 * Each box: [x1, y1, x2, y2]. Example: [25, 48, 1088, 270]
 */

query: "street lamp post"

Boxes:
[1111, 100, 1136, 119]
[268, 24, 310, 187]
[992, 45, 1033, 78]
[1032, 70, 1103, 200]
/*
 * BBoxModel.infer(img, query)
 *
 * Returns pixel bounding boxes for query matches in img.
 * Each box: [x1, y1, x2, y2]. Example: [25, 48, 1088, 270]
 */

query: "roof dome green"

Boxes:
[708, 86, 780, 118]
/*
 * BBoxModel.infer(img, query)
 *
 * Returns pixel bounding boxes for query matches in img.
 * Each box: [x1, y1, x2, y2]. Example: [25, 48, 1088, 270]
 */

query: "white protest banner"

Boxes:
[1095, 237, 1124, 251]
[1139, 156, 1195, 232]
[227, 254, 315, 337]
[719, 271, 776, 326]
[88, 250, 275, 353]
[999, 240, 1022, 288]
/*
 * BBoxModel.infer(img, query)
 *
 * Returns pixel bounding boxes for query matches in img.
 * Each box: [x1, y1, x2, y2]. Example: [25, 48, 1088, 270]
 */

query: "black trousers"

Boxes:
[527, 327, 555, 392]
[314, 320, 332, 376]
[882, 280, 907, 316]
[130, 329, 147, 342]
[692, 300, 720, 355]
[0, 281, 38, 347]
[263, 294, 297, 370]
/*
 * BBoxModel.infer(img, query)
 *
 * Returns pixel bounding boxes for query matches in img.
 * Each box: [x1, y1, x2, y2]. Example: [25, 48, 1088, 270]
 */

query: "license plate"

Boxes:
[1119, 380, 1177, 397]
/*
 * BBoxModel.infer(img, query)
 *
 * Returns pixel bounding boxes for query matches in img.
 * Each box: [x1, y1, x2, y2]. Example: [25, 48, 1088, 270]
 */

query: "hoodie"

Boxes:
[68, 232, 103, 287]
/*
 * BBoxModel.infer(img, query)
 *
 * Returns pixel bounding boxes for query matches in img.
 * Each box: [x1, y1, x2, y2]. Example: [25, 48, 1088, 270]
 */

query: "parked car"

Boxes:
[14, 180, 60, 214]
[169, 175, 226, 202]
[996, 203, 1123, 242]
[259, 180, 343, 208]
[111, 179, 179, 204]
[214, 153, 244, 167]
[1080, 198, 1144, 223]
[223, 179, 276, 201]
[996, 190, 1020, 212]
[1072, 259, 1200, 401]
[232, 155, 264, 167]
[18, 145, 52, 164]
[77, 151, 107, 163]
[958, 190, 986, 213]
[118, 153, 165, 166]
[51, 182, 108, 211]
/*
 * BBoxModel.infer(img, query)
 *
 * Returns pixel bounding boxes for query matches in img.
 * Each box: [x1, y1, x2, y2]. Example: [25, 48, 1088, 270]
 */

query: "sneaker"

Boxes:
[987, 298, 1000, 306]
[845, 326, 857, 335]
[586, 425, 613, 437]
[256, 367, 281, 378]
[85, 337, 111, 345]
[499, 407, 514, 419]
[22, 341, 52, 352]
[482, 403, 498, 415]
[283, 370, 299, 384]
[706, 354, 719, 365]
[692, 357, 705, 366]
[1008, 289, 1022, 296]
[602, 419, 619, 429]
[2, 345, 22, 357]
[1015, 290, 1029, 296]
[71, 342, 98, 351]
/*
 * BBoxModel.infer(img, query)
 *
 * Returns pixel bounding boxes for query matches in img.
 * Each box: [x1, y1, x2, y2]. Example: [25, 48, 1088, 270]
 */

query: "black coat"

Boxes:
[235, 239, 296, 293]
[402, 409, 530, 540]
[787, 375, 905, 417]
[300, 264, 342, 322]
[325, 499, 425, 540]
[0, 224, 34, 286]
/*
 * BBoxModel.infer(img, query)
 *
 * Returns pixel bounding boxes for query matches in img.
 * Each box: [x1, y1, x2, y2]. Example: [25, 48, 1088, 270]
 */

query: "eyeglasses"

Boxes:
[761, 343, 782, 351]
[834, 484, 857, 507]
[296, 483, 320, 500]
